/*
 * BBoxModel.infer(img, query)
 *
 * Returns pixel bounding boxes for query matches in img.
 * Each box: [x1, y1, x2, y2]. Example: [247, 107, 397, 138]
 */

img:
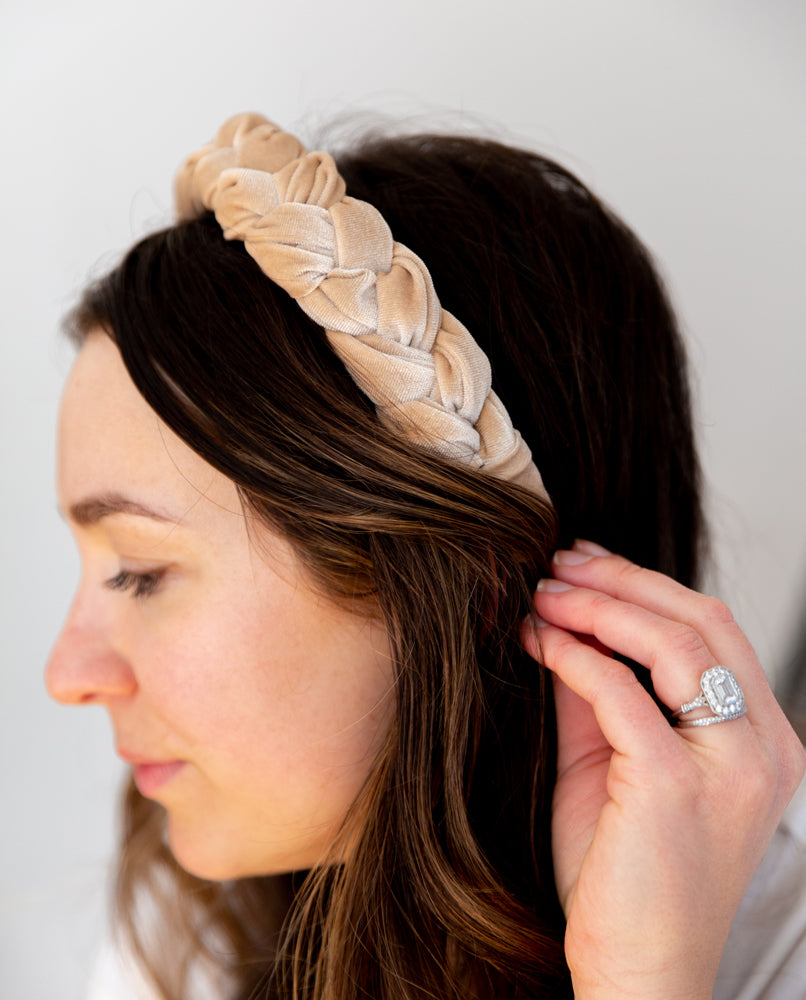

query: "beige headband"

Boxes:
[175, 113, 548, 501]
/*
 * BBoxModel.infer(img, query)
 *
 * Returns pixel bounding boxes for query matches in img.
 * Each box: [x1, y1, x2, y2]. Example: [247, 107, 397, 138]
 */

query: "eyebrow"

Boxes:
[66, 492, 181, 527]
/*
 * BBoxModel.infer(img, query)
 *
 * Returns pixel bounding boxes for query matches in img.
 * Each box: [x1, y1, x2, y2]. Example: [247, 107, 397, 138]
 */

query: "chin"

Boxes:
[166, 820, 251, 881]
[165, 819, 324, 882]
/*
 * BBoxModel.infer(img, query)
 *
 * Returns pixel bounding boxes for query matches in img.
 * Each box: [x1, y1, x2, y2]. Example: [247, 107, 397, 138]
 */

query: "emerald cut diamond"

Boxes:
[701, 666, 745, 718]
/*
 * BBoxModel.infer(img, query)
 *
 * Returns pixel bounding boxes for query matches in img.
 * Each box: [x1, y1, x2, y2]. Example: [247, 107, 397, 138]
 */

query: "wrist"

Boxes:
[574, 990, 711, 1000]
[568, 953, 716, 1000]
[565, 920, 721, 1000]
[571, 970, 713, 1000]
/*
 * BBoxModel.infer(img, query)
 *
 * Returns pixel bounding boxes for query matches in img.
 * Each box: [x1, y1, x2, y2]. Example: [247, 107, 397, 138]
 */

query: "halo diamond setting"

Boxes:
[675, 666, 747, 724]
[700, 666, 745, 718]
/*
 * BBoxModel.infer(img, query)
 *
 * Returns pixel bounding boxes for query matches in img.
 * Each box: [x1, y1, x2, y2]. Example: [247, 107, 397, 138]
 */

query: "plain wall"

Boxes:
[1, 1, 804, 996]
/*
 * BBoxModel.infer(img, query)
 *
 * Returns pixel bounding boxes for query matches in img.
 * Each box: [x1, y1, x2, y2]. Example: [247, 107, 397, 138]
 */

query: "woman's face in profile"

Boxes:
[47, 332, 395, 880]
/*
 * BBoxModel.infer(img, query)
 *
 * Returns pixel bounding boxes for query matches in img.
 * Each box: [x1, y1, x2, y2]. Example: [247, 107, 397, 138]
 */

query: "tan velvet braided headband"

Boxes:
[175, 113, 549, 501]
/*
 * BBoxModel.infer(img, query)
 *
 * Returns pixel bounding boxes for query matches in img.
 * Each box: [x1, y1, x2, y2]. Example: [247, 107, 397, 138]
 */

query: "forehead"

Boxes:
[58, 332, 237, 516]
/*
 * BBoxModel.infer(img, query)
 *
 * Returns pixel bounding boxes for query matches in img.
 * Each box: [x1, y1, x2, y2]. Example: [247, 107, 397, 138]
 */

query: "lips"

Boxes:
[132, 760, 186, 796]
[117, 748, 186, 797]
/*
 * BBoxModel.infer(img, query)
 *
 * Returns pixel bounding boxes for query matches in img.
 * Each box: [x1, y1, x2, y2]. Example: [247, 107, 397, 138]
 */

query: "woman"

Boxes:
[47, 114, 805, 999]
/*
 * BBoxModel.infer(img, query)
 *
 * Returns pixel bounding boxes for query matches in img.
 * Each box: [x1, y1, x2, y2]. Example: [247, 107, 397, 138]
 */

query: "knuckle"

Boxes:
[551, 630, 580, 659]
[588, 591, 614, 615]
[589, 659, 638, 707]
[697, 595, 736, 629]
[727, 740, 792, 814]
[613, 558, 645, 590]
[778, 737, 806, 799]
[665, 622, 708, 660]
[540, 628, 582, 667]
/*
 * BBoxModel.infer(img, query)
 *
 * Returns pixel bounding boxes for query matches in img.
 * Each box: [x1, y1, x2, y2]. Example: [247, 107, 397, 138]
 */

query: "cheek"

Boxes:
[139, 601, 287, 742]
[134, 585, 395, 876]
[137, 591, 393, 783]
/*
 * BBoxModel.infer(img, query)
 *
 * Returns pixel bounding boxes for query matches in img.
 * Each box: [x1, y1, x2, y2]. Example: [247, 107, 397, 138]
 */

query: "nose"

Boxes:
[46, 606, 137, 705]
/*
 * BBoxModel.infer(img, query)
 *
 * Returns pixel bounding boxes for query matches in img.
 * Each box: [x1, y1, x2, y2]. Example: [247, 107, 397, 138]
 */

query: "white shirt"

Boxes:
[714, 772, 806, 999]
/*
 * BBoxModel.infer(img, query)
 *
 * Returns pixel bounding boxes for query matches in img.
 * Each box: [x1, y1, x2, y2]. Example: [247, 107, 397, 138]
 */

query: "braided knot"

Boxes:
[175, 113, 548, 499]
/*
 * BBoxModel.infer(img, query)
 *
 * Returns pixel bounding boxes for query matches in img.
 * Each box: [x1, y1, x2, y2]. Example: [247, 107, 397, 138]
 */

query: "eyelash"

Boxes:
[105, 569, 165, 600]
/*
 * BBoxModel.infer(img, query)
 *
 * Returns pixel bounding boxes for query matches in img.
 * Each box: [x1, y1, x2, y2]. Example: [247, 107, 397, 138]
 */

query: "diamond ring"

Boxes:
[673, 666, 747, 728]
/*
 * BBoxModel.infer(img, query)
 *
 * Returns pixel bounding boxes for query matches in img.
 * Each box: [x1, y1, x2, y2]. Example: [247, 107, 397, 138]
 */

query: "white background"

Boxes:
[1, 1, 804, 996]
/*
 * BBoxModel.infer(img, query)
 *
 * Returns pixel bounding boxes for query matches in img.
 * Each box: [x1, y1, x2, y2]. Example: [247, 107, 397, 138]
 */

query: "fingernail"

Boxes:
[523, 614, 550, 634]
[553, 549, 593, 566]
[572, 539, 611, 557]
[537, 578, 574, 593]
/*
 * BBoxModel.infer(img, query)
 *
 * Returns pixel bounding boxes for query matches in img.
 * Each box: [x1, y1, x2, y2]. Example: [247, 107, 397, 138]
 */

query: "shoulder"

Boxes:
[86, 938, 228, 1000]
[86, 943, 156, 1000]
[715, 766, 806, 999]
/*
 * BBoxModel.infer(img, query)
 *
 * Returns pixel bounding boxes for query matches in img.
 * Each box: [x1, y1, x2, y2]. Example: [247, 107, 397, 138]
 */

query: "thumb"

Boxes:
[553, 673, 608, 776]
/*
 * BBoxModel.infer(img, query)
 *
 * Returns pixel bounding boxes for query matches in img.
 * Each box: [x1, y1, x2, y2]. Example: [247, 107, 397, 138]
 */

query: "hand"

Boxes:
[521, 541, 805, 1000]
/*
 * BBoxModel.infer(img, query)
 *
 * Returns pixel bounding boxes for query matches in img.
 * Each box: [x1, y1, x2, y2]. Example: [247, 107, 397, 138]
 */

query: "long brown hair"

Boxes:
[68, 130, 703, 999]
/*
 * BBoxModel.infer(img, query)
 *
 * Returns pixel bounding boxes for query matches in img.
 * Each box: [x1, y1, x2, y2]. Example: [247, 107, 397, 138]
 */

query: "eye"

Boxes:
[105, 568, 165, 600]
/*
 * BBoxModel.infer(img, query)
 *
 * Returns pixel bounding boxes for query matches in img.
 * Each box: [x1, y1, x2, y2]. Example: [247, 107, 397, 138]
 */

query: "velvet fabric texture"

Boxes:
[175, 113, 548, 499]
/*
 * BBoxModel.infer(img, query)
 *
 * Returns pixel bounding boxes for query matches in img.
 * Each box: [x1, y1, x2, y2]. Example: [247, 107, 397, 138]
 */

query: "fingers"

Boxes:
[552, 542, 763, 688]
[550, 669, 606, 769]
[533, 543, 780, 727]
[522, 618, 679, 759]
[522, 542, 806, 991]
[523, 542, 806, 804]
[533, 583, 756, 730]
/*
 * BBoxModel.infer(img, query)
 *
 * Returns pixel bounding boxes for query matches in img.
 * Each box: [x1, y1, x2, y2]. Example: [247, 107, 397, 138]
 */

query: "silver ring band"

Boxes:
[677, 713, 745, 728]
[673, 666, 747, 727]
